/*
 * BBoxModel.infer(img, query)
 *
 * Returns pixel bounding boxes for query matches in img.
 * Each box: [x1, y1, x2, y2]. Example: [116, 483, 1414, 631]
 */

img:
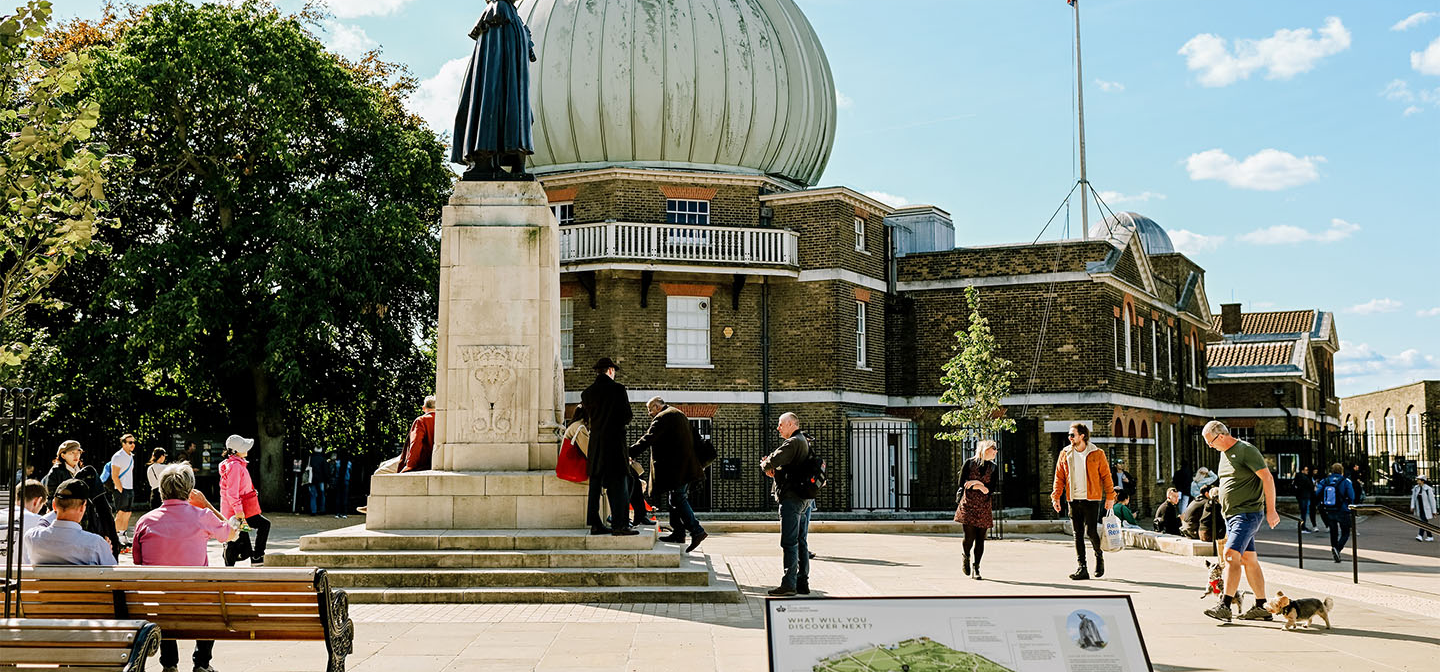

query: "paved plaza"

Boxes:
[125, 513, 1440, 672]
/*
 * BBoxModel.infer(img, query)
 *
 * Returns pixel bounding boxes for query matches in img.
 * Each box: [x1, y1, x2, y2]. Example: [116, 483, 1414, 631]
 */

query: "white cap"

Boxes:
[225, 435, 255, 454]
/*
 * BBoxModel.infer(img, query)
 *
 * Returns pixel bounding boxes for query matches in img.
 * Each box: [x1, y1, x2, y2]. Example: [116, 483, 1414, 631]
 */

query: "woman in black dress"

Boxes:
[954, 440, 998, 580]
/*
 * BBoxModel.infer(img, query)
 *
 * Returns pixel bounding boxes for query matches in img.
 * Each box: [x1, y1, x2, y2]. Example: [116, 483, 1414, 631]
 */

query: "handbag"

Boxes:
[239, 490, 262, 518]
[1102, 511, 1126, 553]
[556, 435, 588, 483]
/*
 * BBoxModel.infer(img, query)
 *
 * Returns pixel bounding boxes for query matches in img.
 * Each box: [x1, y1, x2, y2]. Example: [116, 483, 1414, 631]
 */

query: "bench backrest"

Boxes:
[0, 617, 159, 671]
[18, 566, 332, 642]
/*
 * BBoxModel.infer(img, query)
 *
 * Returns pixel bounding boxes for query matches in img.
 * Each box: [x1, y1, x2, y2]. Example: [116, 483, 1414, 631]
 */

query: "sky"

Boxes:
[56, 0, 1440, 398]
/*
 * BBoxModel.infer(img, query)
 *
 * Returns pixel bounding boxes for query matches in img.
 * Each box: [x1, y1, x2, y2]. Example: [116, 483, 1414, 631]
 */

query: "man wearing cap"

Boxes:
[23, 479, 117, 566]
[581, 357, 637, 536]
[219, 435, 270, 566]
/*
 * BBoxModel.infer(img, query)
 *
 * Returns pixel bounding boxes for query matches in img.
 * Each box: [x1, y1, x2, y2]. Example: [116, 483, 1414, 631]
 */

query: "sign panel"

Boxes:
[766, 595, 1152, 672]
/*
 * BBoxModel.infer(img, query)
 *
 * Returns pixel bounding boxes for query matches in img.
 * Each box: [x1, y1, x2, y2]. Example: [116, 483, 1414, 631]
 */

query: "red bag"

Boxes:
[556, 436, 588, 483]
[239, 490, 262, 518]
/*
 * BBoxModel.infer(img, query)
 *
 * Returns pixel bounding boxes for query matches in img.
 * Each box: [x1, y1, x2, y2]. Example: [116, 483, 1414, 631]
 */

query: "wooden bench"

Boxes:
[1, 618, 160, 671]
[17, 567, 353, 672]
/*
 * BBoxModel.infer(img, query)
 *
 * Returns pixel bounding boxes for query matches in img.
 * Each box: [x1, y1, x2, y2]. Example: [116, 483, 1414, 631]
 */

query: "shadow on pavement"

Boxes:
[814, 555, 918, 567]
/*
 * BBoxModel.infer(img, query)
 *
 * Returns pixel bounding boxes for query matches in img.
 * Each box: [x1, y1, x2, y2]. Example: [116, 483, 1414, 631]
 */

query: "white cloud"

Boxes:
[1382, 79, 1440, 114]
[1185, 148, 1323, 190]
[1094, 79, 1124, 93]
[322, 20, 378, 60]
[1249, 301, 1276, 310]
[1097, 190, 1165, 204]
[1346, 298, 1403, 315]
[1418, 307, 1440, 317]
[1405, 105, 1424, 116]
[326, 0, 416, 18]
[1392, 12, 1439, 31]
[1239, 218, 1359, 245]
[836, 91, 853, 109]
[1168, 229, 1225, 255]
[406, 57, 470, 138]
[1413, 36, 1440, 76]
[864, 191, 910, 208]
[1178, 17, 1350, 87]
[1335, 341, 1440, 381]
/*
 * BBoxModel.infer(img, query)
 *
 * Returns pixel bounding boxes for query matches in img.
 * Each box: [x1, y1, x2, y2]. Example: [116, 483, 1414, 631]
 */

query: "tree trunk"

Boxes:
[251, 365, 287, 510]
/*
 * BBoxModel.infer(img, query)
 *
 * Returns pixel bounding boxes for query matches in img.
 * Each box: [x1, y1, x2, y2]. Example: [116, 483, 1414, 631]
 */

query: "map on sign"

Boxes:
[765, 596, 1151, 672]
[812, 637, 1015, 672]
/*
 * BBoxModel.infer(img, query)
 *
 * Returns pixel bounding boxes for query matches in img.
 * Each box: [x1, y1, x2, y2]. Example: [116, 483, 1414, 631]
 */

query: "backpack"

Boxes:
[1320, 477, 1339, 508]
[692, 427, 717, 470]
[780, 433, 827, 499]
[102, 461, 113, 483]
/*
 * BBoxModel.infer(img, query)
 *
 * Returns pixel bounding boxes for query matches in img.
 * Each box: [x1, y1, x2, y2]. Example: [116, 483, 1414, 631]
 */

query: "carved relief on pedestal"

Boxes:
[455, 345, 530, 442]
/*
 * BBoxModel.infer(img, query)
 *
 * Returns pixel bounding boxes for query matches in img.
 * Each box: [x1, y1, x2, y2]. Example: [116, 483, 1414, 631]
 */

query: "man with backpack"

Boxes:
[761, 412, 820, 597]
[630, 397, 707, 552]
[1316, 463, 1356, 563]
[109, 433, 138, 549]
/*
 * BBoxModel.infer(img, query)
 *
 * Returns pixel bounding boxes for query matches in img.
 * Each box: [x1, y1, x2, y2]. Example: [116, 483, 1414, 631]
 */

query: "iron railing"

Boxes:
[560, 222, 800, 267]
[1, 388, 36, 619]
[1346, 504, 1440, 584]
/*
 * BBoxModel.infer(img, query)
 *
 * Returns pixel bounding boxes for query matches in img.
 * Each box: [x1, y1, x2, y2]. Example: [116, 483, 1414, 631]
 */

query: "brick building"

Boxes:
[1339, 381, 1439, 489]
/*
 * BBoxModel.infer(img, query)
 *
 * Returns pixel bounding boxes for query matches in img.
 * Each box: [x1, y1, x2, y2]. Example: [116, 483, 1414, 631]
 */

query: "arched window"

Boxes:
[1140, 421, 1149, 439]
[1128, 419, 1137, 439]
[1114, 419, 1124, 437]
[1124, 305, 1134, 371]
[1384, 411, 1397, 454]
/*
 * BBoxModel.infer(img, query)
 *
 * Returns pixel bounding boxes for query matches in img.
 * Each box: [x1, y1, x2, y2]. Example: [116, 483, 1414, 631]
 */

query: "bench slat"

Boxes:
[23, 580, 317, 593]
[22, 590, 323, 604]
[0, 618, 153, 630]
[23, 566, 320, 582]
[0, 630, 138, 645]
[0, 647, 132, 664]
[21, 603, 319, 618]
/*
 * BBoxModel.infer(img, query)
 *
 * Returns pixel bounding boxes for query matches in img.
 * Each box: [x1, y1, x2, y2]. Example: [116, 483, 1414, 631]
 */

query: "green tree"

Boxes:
[0, 0, 119, 376]
[36, 0, 452, 504]
[937, 286, 1017, 442]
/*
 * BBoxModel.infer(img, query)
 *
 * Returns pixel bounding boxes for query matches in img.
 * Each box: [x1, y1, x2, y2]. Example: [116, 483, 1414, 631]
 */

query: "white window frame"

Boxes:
[854, 216, 867, 252]
[1114, 316, 1122, 370]
[1385, 415, 1397, 453]
[559, 298, 574, 368]
[1188, 337, 1198, 388]
[855, 301, 868, 369]
[1151, 320, 1158, 378]
[550, 201, 574, 226]
[665, 199, 709, 225]
[1154, 427, 1162, 482]
[1408, 413, 1421, 455]
[1168, 424, 1175, 482]
[666, 296, 711, 367]
[1166, 326, 1174, 380]
[1124, 305, 1134, 372]
[1366, 418, 1376, 451]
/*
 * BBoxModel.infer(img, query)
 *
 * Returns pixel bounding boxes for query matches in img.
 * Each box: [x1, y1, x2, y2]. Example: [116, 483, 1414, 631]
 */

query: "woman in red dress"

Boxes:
[954, 439, 998, 580]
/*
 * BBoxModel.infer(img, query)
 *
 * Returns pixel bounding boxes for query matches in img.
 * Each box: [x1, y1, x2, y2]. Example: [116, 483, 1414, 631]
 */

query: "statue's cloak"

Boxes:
[451, 0, 535, 164]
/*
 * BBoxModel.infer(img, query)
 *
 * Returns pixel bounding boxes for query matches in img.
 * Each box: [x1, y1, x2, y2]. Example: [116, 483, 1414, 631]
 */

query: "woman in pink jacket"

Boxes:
[219, 434, 271, 566]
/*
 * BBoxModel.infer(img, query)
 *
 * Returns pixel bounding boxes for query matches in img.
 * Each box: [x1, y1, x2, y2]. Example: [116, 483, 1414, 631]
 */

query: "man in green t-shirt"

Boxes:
[1202, 421, 1280, 623]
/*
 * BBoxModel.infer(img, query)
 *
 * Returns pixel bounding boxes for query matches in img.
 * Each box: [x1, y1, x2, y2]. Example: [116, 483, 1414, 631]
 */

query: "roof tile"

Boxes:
[1211, 310, 1316, 335]
[1208, 341, 1295, 368]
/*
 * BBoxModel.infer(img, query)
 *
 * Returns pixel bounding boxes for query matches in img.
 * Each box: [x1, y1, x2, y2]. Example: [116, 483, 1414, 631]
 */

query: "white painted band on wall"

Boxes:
[795, 268, 888, 293]
[896, 272, 1090, 292]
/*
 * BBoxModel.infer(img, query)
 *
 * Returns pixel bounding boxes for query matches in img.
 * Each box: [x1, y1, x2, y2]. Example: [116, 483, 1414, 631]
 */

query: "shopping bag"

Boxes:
[1102, 511, 1126, 553]
[556, 436, 588, 483]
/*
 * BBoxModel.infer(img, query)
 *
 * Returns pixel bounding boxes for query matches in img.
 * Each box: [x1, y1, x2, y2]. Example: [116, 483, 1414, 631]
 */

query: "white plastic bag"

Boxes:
[1102, 511, 1125, 553]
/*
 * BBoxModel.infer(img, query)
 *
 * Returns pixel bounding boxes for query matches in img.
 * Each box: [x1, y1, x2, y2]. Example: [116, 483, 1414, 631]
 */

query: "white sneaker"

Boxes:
[1418, 534, 1426, 542]
[1428, 536, 1435, 542]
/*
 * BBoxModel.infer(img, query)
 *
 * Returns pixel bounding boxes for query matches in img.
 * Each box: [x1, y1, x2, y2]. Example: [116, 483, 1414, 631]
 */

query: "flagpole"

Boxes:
[1073, 0, 1090, 240]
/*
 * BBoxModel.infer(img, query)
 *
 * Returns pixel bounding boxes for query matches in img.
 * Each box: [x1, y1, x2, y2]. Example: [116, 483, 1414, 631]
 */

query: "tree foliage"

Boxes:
[26, 0, 453, 505]
[937, 286, 1018, 442]
[0, 0, 121, 375]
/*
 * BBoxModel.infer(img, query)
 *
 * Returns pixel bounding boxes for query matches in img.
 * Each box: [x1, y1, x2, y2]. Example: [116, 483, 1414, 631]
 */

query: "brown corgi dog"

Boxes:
[1264, 591, 1334, 630]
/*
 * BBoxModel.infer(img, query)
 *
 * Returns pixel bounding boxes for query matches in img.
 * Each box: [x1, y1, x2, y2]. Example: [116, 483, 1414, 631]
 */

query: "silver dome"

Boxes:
[520, 0, 836, 187]
[1090, 212, 1175, 254]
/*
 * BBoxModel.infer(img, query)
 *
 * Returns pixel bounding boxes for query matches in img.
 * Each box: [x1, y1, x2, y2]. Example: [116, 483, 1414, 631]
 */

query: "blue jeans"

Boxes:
[779, 495, 813, 588]
[1296, 497, 1312, 527]
[668, 484, 704, 538]
[307, 482, 326, 515]
[1224, 511, 1265, 554]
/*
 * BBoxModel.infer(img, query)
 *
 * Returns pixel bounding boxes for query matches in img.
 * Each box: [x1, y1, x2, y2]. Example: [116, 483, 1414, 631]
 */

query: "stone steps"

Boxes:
[340, 584, 746, 604]
[326, 564, 710, 588]
[266, 548, 683, 569]
[298, 525, 658, 551]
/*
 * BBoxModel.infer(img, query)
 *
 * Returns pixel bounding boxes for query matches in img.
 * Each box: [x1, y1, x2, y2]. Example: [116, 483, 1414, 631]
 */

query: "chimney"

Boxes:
[1221, 303, 1243, 335]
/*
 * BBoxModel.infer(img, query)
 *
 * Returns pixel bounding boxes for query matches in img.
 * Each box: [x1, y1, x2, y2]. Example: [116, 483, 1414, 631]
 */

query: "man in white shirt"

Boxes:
[4, 479, 53, 564]
[110, 433, 138, 544]
[24, 479, 117, 566]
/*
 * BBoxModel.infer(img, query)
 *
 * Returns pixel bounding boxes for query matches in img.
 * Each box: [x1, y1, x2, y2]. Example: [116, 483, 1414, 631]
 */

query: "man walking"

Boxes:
[1292, 466, 1316, 533]
[399, 396, 438, 473]
[1315, 463, 1356, 562]
[1051, 422, 1115, 581]
[1203, 420, 1281, 622]
[110, 433, 138, 547]
[760, 412, 814, 597]
[581, 357, 636, 536]
[631, 397, 707, 552]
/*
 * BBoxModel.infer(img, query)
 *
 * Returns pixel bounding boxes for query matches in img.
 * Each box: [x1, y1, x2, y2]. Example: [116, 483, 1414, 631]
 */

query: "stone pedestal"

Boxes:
[368, 180, 575, 530]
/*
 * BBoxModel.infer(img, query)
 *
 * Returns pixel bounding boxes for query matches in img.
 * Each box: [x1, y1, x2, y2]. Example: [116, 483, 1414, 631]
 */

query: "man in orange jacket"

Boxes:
[400, 396, 437, 473]
[1052, 422, 1116, 580]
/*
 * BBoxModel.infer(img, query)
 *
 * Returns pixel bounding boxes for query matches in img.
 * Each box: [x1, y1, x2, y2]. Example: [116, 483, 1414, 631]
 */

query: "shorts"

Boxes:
[112, 488, 136, 513]
[1223, 511, 1264, 554]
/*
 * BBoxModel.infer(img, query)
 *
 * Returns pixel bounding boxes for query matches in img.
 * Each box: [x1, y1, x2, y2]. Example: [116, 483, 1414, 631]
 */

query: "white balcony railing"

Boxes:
[559, 222, 799, 267]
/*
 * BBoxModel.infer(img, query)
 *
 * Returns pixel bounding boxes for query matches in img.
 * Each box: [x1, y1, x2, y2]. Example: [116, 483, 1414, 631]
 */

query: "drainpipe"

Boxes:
[761, 278, 771, 425]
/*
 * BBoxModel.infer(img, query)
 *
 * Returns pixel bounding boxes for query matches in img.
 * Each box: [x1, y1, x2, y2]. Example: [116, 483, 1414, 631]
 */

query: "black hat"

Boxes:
[53, 478, 90, 501]
[592, 357, 619, 373]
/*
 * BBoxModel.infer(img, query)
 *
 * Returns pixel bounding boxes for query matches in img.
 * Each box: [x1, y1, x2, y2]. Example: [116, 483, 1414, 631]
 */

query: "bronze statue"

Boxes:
[451, 0, 537, 181]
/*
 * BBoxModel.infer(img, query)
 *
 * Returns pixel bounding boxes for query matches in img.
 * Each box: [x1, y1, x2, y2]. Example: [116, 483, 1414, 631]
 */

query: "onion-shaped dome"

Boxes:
[520, 0, 836, 187]
[1090, 212, 1175, 254]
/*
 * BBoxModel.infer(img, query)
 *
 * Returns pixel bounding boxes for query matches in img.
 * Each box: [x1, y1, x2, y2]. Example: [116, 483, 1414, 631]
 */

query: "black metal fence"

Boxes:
[1, 388, 37, 619]
[1235, 424, 1439, 498]
[630, 420, 992, 514]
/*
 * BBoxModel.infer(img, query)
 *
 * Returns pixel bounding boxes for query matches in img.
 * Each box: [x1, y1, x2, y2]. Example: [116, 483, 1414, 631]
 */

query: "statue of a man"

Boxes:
[451, 0, 537, 181]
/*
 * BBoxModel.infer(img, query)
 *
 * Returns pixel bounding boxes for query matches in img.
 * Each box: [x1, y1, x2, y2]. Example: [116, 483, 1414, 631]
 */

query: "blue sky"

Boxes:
[57, 0, 1440, 397]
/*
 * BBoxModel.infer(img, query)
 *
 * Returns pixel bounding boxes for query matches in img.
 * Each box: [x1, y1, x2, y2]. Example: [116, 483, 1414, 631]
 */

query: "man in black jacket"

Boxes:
[631, 397, 707, 552]
[580, 358, 636, 536]
[760, 412, 812, 597]
[1153, 488, 1183, 535]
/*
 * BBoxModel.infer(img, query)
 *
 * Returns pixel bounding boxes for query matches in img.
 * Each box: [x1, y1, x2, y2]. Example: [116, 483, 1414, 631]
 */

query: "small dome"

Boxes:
[519, 0, 836, 187]
[1090, 212, 1175, 254]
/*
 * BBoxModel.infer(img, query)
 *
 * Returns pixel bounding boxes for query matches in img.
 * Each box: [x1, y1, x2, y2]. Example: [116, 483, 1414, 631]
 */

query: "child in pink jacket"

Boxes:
[219, 434, 271, 566]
